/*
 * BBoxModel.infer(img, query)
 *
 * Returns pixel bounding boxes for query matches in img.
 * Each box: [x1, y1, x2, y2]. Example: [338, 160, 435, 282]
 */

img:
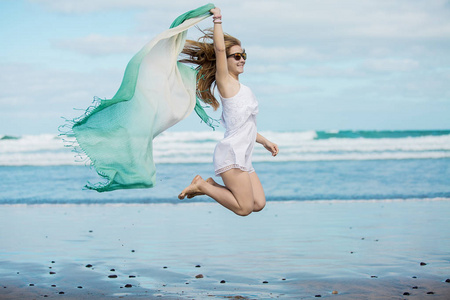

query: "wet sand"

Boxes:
[0, 199, 449, 299]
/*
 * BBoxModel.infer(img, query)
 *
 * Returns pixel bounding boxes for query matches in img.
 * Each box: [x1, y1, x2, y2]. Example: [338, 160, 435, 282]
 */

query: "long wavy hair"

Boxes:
[179, 29, 241, 110]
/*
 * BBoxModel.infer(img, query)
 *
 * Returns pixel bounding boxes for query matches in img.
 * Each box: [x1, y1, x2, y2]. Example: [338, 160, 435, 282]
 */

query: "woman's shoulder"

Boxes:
[218, 79, 242, 100]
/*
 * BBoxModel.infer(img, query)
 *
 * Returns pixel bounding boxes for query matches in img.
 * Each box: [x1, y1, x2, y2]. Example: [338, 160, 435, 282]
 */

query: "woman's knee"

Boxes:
[234, 201, 254, 216]
[253, 199, 266, 212]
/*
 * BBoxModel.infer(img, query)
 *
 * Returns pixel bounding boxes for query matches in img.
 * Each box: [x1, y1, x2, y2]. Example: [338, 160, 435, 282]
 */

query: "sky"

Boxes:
[1, 0, 450, 135]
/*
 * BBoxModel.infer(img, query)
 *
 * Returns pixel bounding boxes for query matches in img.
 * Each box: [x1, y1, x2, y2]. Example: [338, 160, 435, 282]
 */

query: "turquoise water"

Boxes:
[1, 159, 449, 204]
[1, 130, 449, 204]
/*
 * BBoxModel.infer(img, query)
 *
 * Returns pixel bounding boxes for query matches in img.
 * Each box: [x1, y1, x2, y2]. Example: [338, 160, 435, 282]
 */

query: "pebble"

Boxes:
[371, 275, 378, 278]
[332, 291, 338, 294]
[124, 284, 132, 288]
[445, 279, 450, 283]
[129, 275, 136, 278]
[49, 271, 56, 275]
[195, 274, 204, 279]
[220, 280, 226, 284]
[163, 266, 168, 269]
[195, 265, 201, 268]
[412, 276, 417, 279]
[51, 285, 56, 287]
[412, 286, 418, 289]
[108, 275, 118, 278]
[59, 291, 64, 295]
[85, 264, 93, 268]
[51, 261, 55, 264]
[420, 262, 427, 266]
[110, 268, 115, 272]
[262, 281, 268, 284]
[131, 250, 135, 253]
[315, 295, 321, 297]
[29, 284, 34, 286]
[427, 291, 434, 295]
[282, 278, 286, 281]
[77, 286, 83, 289]
[403, 292, 410, 295]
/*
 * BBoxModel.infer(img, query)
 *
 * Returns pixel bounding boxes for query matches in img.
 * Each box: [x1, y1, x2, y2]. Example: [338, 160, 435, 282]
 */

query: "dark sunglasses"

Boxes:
[227, 51, 247, 61]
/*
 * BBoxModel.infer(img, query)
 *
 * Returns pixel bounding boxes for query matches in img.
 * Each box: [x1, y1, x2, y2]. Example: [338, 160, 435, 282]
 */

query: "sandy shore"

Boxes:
[0, 199, 449, 299]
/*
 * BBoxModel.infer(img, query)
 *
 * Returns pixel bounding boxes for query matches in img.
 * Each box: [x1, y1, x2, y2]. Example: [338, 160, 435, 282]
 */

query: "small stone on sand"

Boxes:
[124, 284, 132, 288]
[427, 291, 434, 294]
[420, 262, 427, 266]
[195, 265, 201, 268]
[49, 271, 56, 275]
[315, 295, 321, 297]
[110, 268, 115, 271]
[85, 264, 93, 268]
[29, 284, 34, 286]
[77, 286, 83, 289]
[108, 275, 118, 278]
[59, 291, 64, 294]
[262, 281, 268, 284]
[220, 280, 226, 284]
[332, 291, 338, 294]
[129, 275, 136, 278]
[371, 275, 378, 278]
[412, 286, 418, 289]
[446, 279, 450, 283]
[403, 292, 410, 295]
[195, 274, 204, 279]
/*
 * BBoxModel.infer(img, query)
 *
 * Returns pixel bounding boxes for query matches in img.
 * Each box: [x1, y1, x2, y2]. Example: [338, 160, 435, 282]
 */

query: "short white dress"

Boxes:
[213, 83, 259, 176]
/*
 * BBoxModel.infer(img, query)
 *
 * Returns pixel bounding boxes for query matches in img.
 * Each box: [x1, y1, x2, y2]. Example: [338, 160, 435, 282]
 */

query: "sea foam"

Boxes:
[0, 130, 449, 166]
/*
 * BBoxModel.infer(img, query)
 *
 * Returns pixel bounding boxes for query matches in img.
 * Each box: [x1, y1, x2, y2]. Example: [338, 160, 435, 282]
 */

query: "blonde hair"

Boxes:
[179, 29, 241, 110]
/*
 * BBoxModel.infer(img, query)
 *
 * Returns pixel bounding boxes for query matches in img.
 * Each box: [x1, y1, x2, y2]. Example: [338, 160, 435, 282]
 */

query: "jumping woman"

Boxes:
[178, 7, 279, 216]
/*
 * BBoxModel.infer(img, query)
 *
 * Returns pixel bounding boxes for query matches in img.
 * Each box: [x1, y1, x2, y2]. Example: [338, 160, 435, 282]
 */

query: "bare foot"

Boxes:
[178, 175, 206, 200]
[206, 177, 222, 188]
[186, 177, 218, 199]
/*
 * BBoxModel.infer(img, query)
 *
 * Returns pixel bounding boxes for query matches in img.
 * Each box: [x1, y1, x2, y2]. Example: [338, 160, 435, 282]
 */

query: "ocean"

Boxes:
[1, 130, 449, 204]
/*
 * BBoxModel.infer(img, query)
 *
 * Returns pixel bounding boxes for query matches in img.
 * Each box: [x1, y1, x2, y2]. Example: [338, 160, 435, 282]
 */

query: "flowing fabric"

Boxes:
[65, 4, 215, 192]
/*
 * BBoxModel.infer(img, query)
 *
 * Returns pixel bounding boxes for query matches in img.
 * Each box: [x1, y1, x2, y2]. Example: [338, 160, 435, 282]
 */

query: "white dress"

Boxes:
[213, 83, 259, 176]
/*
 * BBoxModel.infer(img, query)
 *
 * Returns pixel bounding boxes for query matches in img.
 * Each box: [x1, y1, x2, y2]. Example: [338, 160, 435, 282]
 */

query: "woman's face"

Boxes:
[227, 45, 246, 76]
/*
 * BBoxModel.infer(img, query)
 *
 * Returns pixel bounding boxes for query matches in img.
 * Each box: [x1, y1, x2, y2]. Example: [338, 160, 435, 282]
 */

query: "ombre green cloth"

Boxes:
[69, 4, 215, 192]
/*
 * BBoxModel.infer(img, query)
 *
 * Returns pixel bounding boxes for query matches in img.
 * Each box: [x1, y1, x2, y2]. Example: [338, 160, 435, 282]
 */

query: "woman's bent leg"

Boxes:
[178, 169, 255, 216]
[249, 172, 266, 212]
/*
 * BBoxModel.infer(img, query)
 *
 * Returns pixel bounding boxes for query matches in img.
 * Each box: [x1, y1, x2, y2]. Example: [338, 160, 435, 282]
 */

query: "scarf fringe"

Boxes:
[58, 96, 113, 191]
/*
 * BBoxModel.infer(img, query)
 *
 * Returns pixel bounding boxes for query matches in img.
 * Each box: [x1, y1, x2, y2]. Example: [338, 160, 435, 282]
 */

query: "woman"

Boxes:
[178, 7, 279, 216]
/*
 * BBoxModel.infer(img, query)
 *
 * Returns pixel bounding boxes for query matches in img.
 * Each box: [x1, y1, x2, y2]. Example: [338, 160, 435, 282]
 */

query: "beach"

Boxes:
[1, 199, 449, 299]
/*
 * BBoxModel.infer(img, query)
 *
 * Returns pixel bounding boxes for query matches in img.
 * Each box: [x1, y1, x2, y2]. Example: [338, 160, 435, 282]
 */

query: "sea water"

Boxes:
[1, 130, 449, 204]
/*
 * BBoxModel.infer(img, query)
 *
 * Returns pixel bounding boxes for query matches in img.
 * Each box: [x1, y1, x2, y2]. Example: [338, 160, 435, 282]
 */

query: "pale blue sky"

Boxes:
[1, 0, 449, 135]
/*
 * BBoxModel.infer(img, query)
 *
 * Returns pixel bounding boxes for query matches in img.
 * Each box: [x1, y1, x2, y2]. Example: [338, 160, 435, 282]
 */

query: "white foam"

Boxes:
[1, 131, 449, 166]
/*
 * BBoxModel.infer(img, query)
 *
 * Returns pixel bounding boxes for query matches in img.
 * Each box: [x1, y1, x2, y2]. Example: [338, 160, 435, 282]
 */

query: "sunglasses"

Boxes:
[227, 51, 247, 61]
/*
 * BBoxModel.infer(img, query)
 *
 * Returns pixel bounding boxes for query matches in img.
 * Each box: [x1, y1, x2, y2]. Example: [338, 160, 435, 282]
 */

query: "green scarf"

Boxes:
[66, 3, 215, 192]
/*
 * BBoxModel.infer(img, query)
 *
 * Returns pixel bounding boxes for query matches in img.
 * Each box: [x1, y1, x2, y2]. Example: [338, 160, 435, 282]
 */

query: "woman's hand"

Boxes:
[256, 133, 279, 157]
[264, 140, 279, 157]
[210, 7, 221, 18]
